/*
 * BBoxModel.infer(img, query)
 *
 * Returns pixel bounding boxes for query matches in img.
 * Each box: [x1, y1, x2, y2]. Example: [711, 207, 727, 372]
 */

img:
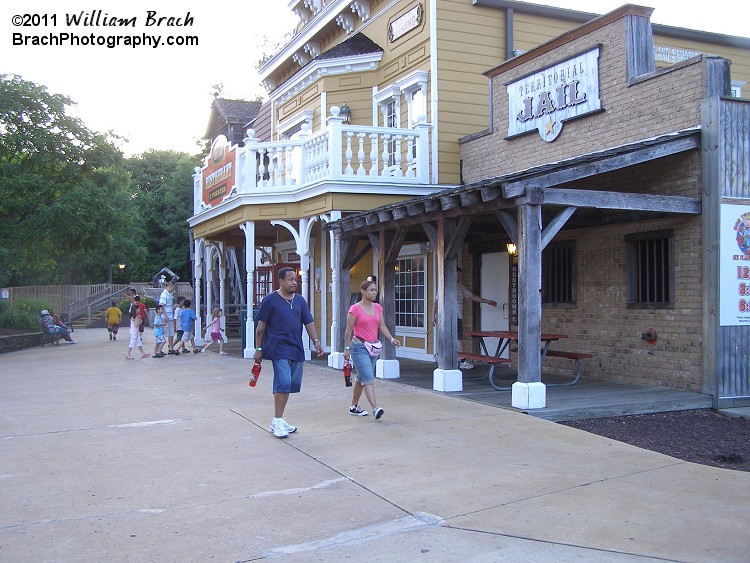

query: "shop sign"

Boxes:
[719, 203, 750, 326]
[201, 135, 236, 207]
[654, 45, 702, 64]
[506, 46, 601, 142]
[389, 4, 422, 43]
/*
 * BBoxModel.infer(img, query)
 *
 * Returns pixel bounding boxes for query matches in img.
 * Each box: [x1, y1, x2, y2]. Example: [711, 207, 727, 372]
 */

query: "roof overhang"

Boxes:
[329, 127, 702, 236]
[271, 52, 383, 105]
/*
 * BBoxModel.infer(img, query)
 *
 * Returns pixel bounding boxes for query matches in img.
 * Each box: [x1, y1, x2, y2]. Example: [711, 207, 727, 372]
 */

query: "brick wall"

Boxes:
[461, 17, 709, 182]
[459, 12, 711, 391]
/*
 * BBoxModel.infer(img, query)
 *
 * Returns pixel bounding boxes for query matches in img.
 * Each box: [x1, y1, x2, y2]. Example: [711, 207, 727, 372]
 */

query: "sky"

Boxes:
[2, 0, 747, 157]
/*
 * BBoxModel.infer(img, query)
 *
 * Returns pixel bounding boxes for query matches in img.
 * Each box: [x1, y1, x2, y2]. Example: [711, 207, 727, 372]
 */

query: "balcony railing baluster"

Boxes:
[196, 111, 431, 211]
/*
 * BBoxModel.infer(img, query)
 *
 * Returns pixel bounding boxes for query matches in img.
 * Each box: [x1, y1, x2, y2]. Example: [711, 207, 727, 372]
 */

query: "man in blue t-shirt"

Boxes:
[254, 267, 324, 439]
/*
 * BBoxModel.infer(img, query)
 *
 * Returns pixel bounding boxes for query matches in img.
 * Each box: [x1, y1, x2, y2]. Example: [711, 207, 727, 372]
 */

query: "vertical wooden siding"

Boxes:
[436, 0, 504, 184]
[717, 99, 750, 401]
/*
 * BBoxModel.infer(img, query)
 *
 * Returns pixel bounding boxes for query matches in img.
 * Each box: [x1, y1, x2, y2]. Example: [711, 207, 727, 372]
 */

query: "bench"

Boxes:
[39, 320, 61, 347]
[511, 348, 592, 387]
[459, 352, 512, 365]
[458, 352, 513, 390]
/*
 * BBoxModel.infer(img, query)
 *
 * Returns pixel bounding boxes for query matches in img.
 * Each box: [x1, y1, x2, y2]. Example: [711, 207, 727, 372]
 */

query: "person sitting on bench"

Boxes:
[40, 310, 76, 344]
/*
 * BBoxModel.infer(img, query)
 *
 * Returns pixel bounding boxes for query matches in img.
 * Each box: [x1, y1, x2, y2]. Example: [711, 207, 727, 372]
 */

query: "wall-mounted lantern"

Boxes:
[340, 103, 352, 124]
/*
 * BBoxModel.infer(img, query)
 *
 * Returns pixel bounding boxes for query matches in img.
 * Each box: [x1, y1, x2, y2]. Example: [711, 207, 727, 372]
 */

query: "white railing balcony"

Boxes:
[196, 107, 430, 212]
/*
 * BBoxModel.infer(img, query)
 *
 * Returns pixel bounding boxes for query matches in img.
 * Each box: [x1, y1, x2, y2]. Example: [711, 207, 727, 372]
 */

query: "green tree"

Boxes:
[124, 150, 201, 282]
[0, 74, 140, 285]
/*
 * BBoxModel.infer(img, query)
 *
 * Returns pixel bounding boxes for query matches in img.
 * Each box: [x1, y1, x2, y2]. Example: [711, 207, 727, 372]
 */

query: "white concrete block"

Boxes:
[376, 359, 400, 379]
[511, 381, 546, 409]
[328, 352, 346, 369]
[433, 368, 463, 392]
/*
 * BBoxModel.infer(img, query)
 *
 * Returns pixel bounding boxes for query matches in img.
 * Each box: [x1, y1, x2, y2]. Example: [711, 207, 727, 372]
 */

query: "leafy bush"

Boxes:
[119, 297, 157, 316]
[118, 299, 131, 316]
[0, 298, 50, 331]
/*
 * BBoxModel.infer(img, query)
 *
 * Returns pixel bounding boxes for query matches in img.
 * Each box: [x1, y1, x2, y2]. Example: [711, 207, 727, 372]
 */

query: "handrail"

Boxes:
[67, 284, 128, 325]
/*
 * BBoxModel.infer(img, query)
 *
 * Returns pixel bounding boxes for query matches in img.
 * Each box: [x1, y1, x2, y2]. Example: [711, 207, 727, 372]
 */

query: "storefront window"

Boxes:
[395, 256, 426, 328]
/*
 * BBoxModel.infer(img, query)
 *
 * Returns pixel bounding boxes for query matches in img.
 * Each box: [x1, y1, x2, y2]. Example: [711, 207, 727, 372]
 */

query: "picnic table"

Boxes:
[463, 330, 571, 390]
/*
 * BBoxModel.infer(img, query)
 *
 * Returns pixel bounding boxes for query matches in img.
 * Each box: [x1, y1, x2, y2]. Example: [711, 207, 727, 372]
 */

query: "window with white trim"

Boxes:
[395, 255, 426, 329]
[384, 99, 398, 167]
[373, 72, 428, 175]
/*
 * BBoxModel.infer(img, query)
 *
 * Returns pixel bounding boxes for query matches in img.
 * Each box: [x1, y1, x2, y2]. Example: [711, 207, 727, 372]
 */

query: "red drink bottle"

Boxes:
[344, 360, 352, 387]
[249, 361, 261, 387]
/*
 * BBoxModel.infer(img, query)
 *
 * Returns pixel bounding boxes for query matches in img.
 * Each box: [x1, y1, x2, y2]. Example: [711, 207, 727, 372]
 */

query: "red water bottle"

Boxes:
[343, 360, 352, 387]
[249, 361, 261, 387]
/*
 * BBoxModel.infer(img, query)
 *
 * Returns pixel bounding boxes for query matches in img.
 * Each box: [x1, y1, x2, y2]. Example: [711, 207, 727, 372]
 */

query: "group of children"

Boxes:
[106, 295, 227, 359]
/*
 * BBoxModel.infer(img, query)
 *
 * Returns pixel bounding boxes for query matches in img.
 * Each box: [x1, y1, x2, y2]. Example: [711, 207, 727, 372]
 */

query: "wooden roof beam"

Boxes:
[539, 188, 701, 214]
[502, 134, 700, 198]
[407, 202, 426, 216]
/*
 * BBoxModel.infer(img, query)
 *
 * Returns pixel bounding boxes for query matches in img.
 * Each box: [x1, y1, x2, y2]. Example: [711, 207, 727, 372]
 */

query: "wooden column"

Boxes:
[375, 228, 405, 361]
[239, 222, 256, 359]
[435, 218, 459, 369]
[514, 203, 545, 408]
[335, 236, 352, 354]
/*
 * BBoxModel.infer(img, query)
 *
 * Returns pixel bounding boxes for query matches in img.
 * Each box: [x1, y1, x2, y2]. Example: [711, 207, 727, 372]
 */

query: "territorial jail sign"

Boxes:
[506, 47, 601, 142]
[202, 135, 236, 207]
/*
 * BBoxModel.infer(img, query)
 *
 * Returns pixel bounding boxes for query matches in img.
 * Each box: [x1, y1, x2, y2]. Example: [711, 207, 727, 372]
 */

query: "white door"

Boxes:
[480, 252, 511, 358]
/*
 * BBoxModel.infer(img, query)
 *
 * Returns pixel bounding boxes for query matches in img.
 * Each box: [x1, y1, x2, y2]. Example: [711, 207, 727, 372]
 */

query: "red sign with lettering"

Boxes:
[201, 135, 236, 207]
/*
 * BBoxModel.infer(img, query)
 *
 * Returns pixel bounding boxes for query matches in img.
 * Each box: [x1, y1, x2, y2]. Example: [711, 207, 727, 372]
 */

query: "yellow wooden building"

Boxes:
[189, 0, 750, 391]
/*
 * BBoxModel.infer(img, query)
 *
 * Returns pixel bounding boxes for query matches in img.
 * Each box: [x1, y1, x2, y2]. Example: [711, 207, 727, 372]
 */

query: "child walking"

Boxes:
[125, 301, 150, 360]
[105, 301, 122, 341]
[152, 304, 167, 358]
[201, 308, 227, 355]
[173, 299, 197, 354]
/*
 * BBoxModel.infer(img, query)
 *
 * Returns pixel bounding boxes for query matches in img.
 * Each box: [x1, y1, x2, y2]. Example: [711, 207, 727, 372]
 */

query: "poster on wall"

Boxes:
[719, 203, 750, 326]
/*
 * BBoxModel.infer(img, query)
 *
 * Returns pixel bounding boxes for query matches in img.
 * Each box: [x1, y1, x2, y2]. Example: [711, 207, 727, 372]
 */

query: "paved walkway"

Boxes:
[2, 329, 749, 562]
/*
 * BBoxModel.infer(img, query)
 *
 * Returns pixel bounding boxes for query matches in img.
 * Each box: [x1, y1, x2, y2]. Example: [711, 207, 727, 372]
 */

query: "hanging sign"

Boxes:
[201, 135, 236, 207]
[506, 46, 601, 142]
[720, 203, 750, 326]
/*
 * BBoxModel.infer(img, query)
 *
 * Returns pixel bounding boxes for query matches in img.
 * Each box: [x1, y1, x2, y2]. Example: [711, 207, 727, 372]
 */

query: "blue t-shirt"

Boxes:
[180, 308, 197, 332]
[153, 314, 165, 339]
[256, 291, 314, 361]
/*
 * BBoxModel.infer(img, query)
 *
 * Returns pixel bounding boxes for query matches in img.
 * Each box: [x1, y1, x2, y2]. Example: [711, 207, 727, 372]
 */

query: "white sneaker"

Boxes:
[269, 419, 288, 438]
[280, 418, 297, 433]
[459, 359, 474, 369]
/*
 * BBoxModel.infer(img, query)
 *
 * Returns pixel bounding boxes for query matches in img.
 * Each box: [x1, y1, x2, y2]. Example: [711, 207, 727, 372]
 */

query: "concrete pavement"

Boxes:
[1, 328, 749, 562]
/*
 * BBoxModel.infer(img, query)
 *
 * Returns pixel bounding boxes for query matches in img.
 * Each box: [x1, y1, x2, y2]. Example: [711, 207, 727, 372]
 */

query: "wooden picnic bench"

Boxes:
[458, 352, 513, 390]
[511, 347, 592, 386]
[459, 352, 512, 365]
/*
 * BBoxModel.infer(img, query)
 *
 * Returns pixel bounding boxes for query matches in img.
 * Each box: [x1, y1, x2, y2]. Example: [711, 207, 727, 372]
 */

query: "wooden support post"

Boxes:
[514, 203, 546, 409]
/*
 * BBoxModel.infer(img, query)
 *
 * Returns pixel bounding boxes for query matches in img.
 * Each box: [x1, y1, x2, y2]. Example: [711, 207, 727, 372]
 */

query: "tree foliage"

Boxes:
[124, 150, 200, 282]
[0, 74, 201, 287]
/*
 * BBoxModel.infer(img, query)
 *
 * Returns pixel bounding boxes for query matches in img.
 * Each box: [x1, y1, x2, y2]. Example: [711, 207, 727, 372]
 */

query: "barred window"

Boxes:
[395, 256, 426, 328]
[626, 230, 674, 308]
[542, 242, 576, 306]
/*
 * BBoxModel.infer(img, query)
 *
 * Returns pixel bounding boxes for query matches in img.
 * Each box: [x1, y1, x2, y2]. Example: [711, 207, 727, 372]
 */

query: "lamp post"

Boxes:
[108, 263, 126, 285]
